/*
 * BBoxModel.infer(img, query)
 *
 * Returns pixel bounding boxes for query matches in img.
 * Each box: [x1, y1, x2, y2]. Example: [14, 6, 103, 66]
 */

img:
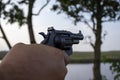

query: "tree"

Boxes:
[25, 0, 50, 43]
[110, 61, 120, 80]
[0, 23, 12, 49]
[52, 0, 120, 80]
[14, 0, 50, 43]
[1, 0, 50, 44]
[0, 0, 12, 49]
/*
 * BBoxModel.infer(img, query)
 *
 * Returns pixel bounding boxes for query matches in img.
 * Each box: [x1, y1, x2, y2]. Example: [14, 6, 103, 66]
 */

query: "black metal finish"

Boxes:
[39, 27, 84, 56]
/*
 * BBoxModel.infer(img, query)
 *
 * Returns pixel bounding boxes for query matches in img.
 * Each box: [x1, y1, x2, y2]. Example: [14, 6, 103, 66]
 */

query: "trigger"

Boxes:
[39, 32, 46, 38]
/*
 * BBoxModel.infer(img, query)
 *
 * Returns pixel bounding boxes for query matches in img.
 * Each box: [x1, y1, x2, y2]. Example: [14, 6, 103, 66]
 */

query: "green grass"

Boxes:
[0, 51, 7, 60]
[70, 51, 120, 63]
[0, 51, 120, 63]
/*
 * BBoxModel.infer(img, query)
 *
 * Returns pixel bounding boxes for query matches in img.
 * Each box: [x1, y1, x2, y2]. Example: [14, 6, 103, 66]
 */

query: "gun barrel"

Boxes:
[72, 40, 79, 44]
[71, 34, 84, 40]
[71, 34, 83, 39]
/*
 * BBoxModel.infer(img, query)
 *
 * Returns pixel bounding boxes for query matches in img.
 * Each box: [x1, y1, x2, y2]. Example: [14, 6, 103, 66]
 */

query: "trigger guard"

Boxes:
[65, 47, 72, 56]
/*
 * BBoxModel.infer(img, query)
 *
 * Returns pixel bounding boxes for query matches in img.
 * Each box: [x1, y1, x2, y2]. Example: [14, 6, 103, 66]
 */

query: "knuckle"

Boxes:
[14, 43, 25, 48]
[11, 43, 26, 51]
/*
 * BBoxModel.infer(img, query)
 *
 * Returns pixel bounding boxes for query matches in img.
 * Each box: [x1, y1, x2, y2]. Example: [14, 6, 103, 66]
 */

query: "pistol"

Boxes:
[39, 27, 84, 56]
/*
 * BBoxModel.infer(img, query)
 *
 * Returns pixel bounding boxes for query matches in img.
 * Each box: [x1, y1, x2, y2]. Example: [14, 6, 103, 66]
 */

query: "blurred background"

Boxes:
[0, 0, 120, 80]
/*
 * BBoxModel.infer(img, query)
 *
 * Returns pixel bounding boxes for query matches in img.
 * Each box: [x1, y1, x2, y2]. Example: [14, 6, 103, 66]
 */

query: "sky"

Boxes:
[0, 0, 120, 51]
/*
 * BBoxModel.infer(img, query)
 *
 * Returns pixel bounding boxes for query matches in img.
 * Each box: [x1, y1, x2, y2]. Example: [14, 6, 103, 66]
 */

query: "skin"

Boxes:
[0, 43, 69, 80]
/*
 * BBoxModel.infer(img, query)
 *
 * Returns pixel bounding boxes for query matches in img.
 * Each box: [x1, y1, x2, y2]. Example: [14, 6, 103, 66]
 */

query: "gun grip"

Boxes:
[64, 47, 72, 56]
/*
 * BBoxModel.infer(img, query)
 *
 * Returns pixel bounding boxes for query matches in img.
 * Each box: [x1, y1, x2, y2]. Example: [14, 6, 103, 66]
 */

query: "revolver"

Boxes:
[39, 27, 84, 56]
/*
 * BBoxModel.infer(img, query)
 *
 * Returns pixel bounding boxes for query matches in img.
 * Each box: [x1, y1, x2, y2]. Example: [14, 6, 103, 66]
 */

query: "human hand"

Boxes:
[0, 43, 69, 80]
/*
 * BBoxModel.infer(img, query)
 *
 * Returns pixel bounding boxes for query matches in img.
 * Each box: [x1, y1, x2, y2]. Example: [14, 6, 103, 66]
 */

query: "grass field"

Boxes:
[0, 51, 120, 63]
[0, 51, 7, 60]
[70, 51, 120, 63]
